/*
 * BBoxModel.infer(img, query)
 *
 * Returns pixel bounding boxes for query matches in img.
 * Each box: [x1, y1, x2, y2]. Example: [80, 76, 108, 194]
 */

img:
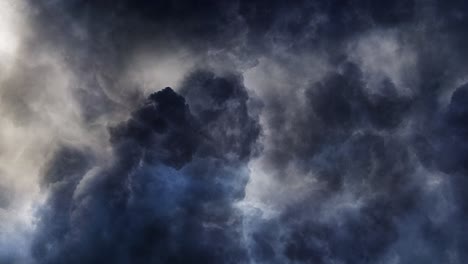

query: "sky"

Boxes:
[1, 0, 468, 263]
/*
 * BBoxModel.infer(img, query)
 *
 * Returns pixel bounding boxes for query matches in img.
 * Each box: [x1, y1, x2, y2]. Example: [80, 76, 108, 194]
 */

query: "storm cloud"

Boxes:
[1, 0, 468, 263]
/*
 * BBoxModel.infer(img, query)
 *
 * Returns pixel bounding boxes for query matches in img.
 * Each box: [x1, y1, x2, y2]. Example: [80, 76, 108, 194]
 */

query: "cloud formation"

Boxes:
[2, 0, 468, 263]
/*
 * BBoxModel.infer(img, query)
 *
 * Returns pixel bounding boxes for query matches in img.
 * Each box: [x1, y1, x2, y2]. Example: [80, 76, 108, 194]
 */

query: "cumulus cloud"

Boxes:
[31, 72, 259, 263]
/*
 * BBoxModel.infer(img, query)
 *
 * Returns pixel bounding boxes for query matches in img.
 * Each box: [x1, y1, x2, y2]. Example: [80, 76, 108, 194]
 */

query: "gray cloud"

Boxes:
[2, 0, 468, 263]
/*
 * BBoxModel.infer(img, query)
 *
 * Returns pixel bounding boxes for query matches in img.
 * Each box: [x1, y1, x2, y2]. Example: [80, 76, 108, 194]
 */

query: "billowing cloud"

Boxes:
[2, 0, 468, 263]
[32, 72, 260, 263]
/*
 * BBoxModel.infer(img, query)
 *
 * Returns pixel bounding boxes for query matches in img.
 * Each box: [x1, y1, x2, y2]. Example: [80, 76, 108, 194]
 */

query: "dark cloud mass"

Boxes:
[3, 0, 468, 263]
[32, 72, 259, 263]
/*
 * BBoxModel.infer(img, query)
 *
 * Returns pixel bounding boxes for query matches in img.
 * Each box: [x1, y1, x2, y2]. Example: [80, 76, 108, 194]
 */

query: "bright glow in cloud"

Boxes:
[0, 1, 23, 61]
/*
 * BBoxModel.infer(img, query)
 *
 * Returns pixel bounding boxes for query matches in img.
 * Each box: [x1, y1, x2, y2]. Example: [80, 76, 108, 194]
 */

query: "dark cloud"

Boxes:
[179, 70, 261, 161]
[27, 0, 419, 63]
[309, 63, 413, 130]
[32, 71, 259, 264]
[242, 61, 421, 263]
[11, 0, 468, 264]
[437, 84, 468, 174]
[249, 132, 420, 263]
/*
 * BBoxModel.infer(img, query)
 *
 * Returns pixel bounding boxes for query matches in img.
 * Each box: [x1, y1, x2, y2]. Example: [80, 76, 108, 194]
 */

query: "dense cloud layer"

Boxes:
[2, 0, 468, 263]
